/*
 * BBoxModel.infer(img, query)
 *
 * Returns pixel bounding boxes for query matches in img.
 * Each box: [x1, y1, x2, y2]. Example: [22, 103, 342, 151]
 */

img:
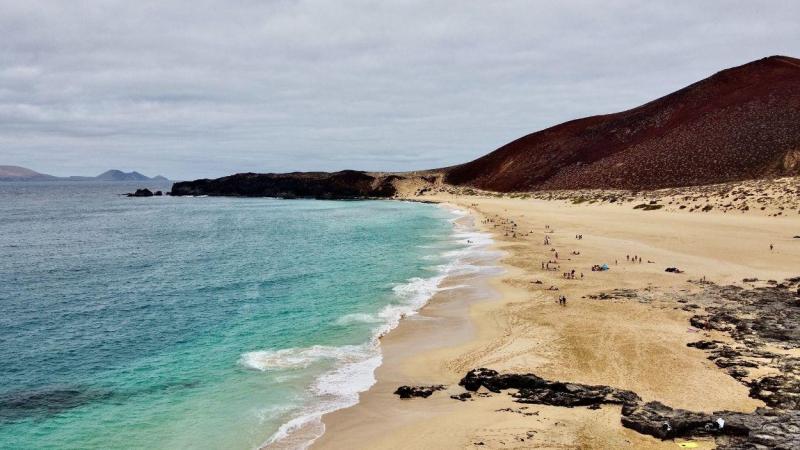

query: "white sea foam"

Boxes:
[255, 344, 380, 449]
[257, 205, 497, 449]
[240, 345, 366, 371]
[437, 284, 469, 291]
[334, 313, 382, 325]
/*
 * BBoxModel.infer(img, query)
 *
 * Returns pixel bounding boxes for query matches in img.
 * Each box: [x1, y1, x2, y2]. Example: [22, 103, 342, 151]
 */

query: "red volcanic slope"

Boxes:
[445, 56, 800, 191]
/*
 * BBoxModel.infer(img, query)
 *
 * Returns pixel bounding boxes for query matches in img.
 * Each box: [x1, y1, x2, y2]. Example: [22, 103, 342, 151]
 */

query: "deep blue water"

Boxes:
[0, 182, 464, 449]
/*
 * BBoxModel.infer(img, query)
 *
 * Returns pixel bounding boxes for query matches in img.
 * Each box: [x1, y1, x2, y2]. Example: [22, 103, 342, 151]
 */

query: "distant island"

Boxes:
[0, 166, 169, 182]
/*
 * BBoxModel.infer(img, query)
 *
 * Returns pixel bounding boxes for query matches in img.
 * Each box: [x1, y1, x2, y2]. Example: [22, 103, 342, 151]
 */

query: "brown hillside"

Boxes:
[445, 56, 800, 191]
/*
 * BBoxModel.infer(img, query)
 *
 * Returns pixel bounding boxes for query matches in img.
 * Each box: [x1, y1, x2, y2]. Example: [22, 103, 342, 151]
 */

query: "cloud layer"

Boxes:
[1, 0, 798, 179]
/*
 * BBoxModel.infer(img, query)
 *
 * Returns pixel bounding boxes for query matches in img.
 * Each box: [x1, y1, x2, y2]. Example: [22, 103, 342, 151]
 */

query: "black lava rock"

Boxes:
[393, 385, 445, 399]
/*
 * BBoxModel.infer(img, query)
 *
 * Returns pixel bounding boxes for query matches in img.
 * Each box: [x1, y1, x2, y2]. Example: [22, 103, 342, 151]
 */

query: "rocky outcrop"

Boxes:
[170, 170, 401, 199]
[621, 402, 800, 450]
[449, 368, 800, 449]
[396, 279, 800, 447]
[458, 368, 640, 408]
[393, 385, 445, 399]
[126, 188, 154, 197]
[683, 279, 800, 410]
[459, 368, 641, 407]
[688, 282, 800, 347]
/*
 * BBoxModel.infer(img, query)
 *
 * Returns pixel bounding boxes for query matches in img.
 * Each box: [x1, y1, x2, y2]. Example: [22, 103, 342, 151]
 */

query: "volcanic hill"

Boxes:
[445, 55, 800, 192]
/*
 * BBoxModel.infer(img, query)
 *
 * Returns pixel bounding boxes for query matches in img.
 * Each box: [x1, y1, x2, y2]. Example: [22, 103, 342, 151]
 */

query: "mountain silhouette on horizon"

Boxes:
[0, 166, 169, 182]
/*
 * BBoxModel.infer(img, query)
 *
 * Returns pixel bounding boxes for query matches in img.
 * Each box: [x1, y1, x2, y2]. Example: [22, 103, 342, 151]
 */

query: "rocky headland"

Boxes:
[170, 170, 401, 199]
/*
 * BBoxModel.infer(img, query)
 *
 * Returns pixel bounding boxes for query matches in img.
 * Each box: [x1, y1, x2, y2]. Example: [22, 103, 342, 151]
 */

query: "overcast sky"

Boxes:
[1, 1, 799, 180]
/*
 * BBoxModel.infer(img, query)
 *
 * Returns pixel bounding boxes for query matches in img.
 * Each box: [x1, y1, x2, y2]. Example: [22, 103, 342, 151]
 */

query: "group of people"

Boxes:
[626, 254, 643, 263]
[483, 214, 532, 240]
[542, 260, 560, 271]
[539, 226, 580, 307]
[562, 269, 582, 279]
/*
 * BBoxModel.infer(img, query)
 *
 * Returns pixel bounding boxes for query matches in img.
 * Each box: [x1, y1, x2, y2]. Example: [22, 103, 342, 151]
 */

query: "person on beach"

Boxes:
[770, 243, 774, 251]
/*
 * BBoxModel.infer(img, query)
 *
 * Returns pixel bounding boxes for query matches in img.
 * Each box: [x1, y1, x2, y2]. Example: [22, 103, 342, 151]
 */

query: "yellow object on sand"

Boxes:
[677, 443, 698, 449]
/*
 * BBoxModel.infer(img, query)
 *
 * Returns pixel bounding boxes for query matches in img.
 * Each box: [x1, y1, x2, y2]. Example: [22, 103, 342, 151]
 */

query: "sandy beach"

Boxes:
[314, 190, 800, 449]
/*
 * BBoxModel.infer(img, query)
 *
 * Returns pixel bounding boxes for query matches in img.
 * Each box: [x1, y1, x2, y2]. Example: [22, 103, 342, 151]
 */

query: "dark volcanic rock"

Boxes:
[727, 367, 749, 380]
[687, 340, 723, 350]
[459, 368, 547, 393]
[749, 375, 800, 410]
[444, 280, 800, 448]
[690, 283, 800, 347]
[683, 279, 800, 415]
[393, 385, 445, 399]
[458, 368, 640, 408]
[170, 170, 400, 199]
[620, 401, 719, 440]
[450, 392, 472, 401]
[126, 188, 153, 197]
[514, 382, 640, 408]
[452, 369, 800, 448]
[621, 402, 800, 450]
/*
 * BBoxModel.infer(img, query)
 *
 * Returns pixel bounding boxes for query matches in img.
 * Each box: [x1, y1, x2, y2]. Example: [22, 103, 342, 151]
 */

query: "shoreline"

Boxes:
[312, 202, 506, 448]
[313, 193, 799, 449]
[263, 202, 499, 449]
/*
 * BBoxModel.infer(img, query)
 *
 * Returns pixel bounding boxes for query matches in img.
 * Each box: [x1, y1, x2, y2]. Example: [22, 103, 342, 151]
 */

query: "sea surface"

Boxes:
[0, 182, 486, 449]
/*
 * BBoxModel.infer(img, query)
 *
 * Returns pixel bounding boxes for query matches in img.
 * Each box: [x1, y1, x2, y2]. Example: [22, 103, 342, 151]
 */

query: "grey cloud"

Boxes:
[0, 0, 798, 179]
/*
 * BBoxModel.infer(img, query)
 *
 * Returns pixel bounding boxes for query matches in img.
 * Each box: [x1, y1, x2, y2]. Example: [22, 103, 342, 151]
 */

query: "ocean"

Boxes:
[0, 182, 487, 449]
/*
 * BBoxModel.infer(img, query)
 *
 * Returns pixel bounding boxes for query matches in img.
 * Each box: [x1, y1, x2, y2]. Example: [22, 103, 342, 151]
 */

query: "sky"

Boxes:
[1, 1, 799, 180]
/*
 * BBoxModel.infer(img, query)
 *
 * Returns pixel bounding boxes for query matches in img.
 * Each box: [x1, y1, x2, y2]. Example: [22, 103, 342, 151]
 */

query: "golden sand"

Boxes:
[313, 188, 800, 449]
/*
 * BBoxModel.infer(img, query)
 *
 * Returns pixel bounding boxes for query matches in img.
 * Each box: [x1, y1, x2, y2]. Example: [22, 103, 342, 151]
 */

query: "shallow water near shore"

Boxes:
[0, 183, 474, 449]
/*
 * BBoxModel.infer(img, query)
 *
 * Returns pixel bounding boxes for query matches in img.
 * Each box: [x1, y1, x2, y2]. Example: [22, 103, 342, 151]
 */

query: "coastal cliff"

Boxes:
[170, 170, 401, 199]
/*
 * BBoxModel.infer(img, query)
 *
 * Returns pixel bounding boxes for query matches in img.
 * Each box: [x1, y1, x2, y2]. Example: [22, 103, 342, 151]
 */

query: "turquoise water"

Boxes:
[0, 182, 471, 449]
